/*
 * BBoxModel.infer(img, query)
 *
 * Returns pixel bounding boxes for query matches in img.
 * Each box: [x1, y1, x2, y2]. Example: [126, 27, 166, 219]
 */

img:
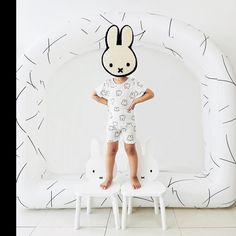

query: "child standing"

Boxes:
[92, 76, 154, 189]
[91, 25, 154, 189]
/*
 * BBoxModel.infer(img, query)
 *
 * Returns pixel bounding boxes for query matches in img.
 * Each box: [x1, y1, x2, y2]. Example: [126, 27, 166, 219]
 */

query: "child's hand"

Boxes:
[128, 99, 138, 111]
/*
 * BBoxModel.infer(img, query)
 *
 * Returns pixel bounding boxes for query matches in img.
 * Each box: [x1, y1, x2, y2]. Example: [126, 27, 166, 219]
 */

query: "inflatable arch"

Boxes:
[16, 12, 236, 208]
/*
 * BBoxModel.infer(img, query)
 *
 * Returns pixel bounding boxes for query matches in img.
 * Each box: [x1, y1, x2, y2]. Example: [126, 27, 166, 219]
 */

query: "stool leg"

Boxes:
[111, 194, 120, 230]
[74, 196, 81, 230]
[153, 196, 159, 214]
[121, 195, 127, 230]
[87, 196, 91, 214]
[159, 196, 166, 230]
[128, 196, 132, 215]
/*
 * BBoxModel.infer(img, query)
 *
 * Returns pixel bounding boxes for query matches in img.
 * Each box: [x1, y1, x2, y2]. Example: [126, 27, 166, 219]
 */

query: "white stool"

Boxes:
[74, 180, 120, 230]
[121, 180, 167, 230]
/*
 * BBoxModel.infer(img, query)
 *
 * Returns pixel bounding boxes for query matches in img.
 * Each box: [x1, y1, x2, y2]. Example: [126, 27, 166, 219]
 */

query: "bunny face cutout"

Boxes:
[85, 138, 117, 182]
[101, 25, 137, 77]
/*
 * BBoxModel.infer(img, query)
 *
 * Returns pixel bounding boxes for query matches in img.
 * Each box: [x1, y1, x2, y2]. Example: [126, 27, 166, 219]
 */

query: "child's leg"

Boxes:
[124, 143, 141, 189]
[100, 141, 119, 189]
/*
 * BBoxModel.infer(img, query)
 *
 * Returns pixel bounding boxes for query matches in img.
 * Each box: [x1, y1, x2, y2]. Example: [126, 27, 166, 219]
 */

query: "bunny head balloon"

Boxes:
[101, 25, 137, 77]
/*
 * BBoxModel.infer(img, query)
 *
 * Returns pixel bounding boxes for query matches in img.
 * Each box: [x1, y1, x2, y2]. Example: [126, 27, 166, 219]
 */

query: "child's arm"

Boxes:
[128, 88, 154, 111]
[91, 90, 108, 106]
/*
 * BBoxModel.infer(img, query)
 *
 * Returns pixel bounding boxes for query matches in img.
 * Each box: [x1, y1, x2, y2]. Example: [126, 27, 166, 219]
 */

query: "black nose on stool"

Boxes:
[118, 68, 123, 73]
[99, 176, 103, 179]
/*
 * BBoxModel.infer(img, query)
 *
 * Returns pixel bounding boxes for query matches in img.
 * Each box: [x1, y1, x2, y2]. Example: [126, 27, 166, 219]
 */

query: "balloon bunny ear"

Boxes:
[120, 25, 134, 47]
[106, 25, 119, 48]
[90, 138, 101, 159]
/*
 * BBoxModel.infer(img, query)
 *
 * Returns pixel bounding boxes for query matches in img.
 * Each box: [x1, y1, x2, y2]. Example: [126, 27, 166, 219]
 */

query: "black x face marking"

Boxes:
[118, 68, 123, 73]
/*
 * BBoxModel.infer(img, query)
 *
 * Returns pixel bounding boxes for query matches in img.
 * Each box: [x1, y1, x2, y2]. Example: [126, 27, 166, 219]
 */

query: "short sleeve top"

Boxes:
[95, 77, 147, 110]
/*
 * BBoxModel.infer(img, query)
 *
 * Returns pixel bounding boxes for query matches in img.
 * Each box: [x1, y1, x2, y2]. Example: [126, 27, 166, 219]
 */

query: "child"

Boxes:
[91, 25, 154, 189]
[91, 76, 154, 189]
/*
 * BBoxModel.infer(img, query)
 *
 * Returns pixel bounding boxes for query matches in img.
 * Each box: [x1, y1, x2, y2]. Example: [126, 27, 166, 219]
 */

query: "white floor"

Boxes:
[17, 202, 236, 236]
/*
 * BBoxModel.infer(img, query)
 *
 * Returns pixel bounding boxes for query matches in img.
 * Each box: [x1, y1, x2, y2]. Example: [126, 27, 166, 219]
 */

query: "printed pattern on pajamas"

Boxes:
[95, 77, 147, 144]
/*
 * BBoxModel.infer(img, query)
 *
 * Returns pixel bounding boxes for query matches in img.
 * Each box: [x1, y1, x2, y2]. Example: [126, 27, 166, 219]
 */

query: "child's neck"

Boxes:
[113, 76, 128, 84]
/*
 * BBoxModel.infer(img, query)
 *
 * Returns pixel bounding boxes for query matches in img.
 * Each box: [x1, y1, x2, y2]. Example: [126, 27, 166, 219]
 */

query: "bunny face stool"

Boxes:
[121, 139, 167, 230]
[74, 138, 120, 230]
[101, 25, 137, 77]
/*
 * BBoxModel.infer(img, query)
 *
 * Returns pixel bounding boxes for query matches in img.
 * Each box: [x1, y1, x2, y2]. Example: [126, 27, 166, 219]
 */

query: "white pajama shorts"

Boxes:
[106, 108, 136, 144]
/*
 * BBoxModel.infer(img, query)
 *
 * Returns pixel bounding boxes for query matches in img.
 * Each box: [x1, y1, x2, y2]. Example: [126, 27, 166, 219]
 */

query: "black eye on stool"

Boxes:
[92, 170, 95, 173]
[150, 170, 152, 173]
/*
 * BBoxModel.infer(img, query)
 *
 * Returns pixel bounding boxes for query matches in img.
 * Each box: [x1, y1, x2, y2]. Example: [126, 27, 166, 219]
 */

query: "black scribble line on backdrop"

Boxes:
[81, 17, 91, 22]
[222, 117, 236, 124]
[64, 199, 76, 205]
[200, 34, 209, 56]
[117, 194, 122, 203]
[16, 86, 26, 100]
[194, 171, 211, 178]
[204, 188, 211, 207]
[41, 169, 47, 179]
[203, 101, 209, 108]
[202, 186, 231, 206]
[38, 148, 46, 161]
[221, 199, 236, 205]
[16, 119, 26, 133]
[43, 34, 67, 54]
[163, 43, 183, 59]
[222, 55, 236, 86]
[50, 191, 53, 207]
[94, 25, 101, 33]
[16, 162, 27, 182]
[38, 118, 44, 130]
[121, 12, 126, 22]
[17, 196, 29, 208]
[47, 38, 51, 64]
[99, 14, 113, 24]
[95, 36, 105, 43]
[38, 99, 43, 106]
[201, 82, 208, 86]
[27, 135, 38, 154]
[168, 18, 173, 37]
[219, 105, 229, 112]
[46, 188, 66, 207]
[27, 71, 38, 90]
[16, 141, 24, 150]
[25, 111, 39, 121]
[40, 80, 46, 89]
[134, 31, 146, 40]
[172, 187, 185, 206]
[140, 20, 143, 31]
[24, 54, 37, 65]
[209, 153, 220, 168]
[219, 134, 236, 164]
[46, 180, 58, 190]
[16, 64, 23, 73]
[100, 197, 108, 206]
[81, 29, 88, 35]
[167, 177, 195, 187]
[80, 172, 85, 179]
[205, 75, 235, 86]
[203, 94, 208, 99]
[69, 51, 79, 56]
[133, 196, 153, 202]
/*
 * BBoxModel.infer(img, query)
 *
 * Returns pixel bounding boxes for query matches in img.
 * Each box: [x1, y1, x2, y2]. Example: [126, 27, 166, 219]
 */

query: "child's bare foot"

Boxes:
[131, 176, 141, 189]
[100, 178, 112, 190]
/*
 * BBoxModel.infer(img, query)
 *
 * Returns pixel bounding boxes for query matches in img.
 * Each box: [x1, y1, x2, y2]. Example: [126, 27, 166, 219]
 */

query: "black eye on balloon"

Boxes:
[92, 170, 95, 173]
[109, 63, 113, 67]
[150, 169, 152, 173]
[126, 63, 130, 67]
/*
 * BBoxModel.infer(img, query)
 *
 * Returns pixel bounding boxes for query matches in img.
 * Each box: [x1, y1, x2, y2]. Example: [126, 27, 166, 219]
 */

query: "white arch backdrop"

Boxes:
[16, 12, 236, 208]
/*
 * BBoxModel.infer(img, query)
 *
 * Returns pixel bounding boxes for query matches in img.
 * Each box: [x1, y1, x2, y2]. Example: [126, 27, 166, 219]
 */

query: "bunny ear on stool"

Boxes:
[90, 137, 101, 159]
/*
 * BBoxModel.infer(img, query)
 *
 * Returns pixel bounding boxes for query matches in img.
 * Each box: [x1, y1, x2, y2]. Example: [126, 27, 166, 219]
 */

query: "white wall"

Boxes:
[17, 0, 236, 174]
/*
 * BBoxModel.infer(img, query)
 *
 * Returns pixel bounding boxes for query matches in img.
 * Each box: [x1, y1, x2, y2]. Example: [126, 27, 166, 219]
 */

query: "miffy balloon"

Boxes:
[101, 25, 137, 77]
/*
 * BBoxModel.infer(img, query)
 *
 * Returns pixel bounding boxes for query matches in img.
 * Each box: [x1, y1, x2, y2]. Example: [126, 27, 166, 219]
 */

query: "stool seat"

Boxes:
[121, 180, 166, 197]
[75, 180, 120, 197]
